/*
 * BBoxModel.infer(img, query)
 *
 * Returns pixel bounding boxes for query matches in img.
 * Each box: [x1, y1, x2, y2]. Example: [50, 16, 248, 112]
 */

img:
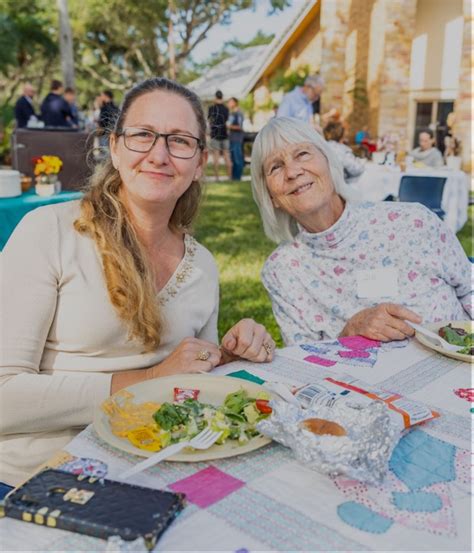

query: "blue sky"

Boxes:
[192, 0, 303, 63]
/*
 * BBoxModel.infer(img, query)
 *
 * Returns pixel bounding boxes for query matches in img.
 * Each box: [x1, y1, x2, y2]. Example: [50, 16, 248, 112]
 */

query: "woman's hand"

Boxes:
[110, 338, 221, 394]
[149, 338, 222, 378]
[340, 303, 422, 342]
[220, 318, 275, 363]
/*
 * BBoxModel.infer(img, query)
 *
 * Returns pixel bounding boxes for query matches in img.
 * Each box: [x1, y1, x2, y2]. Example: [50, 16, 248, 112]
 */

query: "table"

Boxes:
[344, 164, 470, 233]
[0, 189, 83, 250]
[0, 340, 471, 551]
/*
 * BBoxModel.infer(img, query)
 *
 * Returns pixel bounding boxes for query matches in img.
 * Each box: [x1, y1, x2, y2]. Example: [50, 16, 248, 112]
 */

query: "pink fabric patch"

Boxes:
[338, 349, 370, 359]
[304, 355, 337, 367]
[169, 466, 244, 508]
[388, 233, 395, 241]
[334, 265, 345, 276]
[326, 232, 336, 242]
[408, 270, 418, 282]
[338, 336, 381, 350]
[440, 233, 446, 243]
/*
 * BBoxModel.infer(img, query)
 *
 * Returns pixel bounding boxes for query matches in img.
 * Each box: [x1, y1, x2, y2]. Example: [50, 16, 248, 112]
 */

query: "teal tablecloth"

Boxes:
[0, 189, 83, 250]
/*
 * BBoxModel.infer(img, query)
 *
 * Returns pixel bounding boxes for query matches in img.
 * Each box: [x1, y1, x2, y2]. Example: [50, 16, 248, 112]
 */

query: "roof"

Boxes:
[187, 45, 268, 101]
[188, 0, 318, 102]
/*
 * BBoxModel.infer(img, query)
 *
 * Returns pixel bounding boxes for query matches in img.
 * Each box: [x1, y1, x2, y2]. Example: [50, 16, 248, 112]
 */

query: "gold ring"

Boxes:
[263, 342, 273, 355]
[196, 349, 211, 361]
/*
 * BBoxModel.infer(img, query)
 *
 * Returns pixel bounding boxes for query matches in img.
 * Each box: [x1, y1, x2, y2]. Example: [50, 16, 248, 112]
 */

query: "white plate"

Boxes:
[94, 374, 273, 461]
[415, 320, 473, 364]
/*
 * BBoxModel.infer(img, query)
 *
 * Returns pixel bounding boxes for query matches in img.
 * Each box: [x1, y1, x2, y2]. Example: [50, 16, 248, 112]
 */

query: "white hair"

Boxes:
[250, 117, 351, 243]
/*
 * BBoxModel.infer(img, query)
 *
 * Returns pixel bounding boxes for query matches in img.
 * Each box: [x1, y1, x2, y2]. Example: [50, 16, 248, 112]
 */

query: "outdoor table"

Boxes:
[0, 338, 471, 551]
[347, 164, 469, 233]
[0, 189, 83, 250]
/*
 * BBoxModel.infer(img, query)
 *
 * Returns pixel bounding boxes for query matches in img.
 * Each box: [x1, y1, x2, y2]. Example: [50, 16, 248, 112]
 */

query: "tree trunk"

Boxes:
[57, 0, 75, 88]
[168, 0, 176, 80]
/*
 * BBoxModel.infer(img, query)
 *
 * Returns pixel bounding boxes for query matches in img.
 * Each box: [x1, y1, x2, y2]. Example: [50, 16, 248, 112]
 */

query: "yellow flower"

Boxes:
[34, 155, 63, 176]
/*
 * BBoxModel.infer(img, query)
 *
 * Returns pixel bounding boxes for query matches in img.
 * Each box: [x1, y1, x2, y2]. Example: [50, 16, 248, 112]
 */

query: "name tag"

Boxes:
[356, 268, 399, 299]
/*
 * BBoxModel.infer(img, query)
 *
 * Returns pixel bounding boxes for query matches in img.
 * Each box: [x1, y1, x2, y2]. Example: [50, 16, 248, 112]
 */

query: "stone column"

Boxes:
[453, 0, 473, 174]
[319, 0, 351, 114]
[375, 0, 418, 151]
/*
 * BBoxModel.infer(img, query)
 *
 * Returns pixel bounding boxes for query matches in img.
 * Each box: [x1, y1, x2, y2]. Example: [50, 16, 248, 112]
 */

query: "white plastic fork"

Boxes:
[119, 427, 222, 479]
[407, 321, 462, 352]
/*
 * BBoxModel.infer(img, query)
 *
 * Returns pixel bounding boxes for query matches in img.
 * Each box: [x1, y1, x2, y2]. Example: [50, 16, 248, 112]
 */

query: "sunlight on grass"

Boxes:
[195, 181, 283, 346]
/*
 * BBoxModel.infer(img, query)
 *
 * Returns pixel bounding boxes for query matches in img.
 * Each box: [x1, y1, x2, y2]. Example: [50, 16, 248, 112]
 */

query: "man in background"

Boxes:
[40, 80, 73, 127]
[14, 83, 38, 128]
[227, 97, 245, 181]
[277, 74, 325, 124]
[208, 90, 231, 181]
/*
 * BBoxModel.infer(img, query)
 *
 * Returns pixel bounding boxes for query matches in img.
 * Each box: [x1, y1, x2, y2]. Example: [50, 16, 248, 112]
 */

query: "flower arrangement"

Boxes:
[32, 155, 63, 196]
[33, 155, 63, 177]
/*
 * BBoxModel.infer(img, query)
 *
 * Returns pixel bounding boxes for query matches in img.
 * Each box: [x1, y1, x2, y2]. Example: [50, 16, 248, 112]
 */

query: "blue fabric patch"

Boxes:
[337, 501, 393, 534]
[359, 231, 369, 240]
[392, 491, 443, 512]
[389, 430, 455, 491]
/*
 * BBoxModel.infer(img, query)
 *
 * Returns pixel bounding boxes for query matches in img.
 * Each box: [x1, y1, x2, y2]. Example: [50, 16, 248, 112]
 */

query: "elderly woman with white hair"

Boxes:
[251, 117, 472, 344]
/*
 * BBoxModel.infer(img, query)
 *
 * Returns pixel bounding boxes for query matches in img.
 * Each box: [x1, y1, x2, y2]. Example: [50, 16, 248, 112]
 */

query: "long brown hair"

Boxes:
[74, 78, 207, 351]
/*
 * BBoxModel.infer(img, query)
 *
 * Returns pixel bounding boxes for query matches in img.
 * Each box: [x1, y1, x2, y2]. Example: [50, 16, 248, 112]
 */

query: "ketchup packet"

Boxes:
[173, 387, 200, 403]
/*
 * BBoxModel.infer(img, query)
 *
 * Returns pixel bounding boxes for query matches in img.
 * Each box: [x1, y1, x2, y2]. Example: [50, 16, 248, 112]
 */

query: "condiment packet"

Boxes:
[173, 387, 200, 403]
[294, 374, 439, 431]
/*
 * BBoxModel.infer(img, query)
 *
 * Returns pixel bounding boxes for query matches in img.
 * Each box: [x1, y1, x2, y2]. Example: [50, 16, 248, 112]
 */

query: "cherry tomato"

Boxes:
[255, 399, 272, 414]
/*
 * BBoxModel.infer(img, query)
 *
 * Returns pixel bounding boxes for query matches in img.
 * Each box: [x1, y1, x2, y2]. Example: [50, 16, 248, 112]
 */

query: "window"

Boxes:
[413, 100, 454, 153]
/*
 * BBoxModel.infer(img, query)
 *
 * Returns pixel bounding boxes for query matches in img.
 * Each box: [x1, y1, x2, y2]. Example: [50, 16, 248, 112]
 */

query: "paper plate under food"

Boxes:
[93, 374, 273, 461]
[414, 320, 473, 364]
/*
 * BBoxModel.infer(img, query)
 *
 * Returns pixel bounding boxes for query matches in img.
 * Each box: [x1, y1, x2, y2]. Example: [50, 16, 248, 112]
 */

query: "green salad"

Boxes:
[152, 388, 272, 447]
[439, 324, 474, 355]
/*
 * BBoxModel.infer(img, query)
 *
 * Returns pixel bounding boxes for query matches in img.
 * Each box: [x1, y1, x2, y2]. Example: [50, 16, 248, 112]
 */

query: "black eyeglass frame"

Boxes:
[117, 127, 204, 159]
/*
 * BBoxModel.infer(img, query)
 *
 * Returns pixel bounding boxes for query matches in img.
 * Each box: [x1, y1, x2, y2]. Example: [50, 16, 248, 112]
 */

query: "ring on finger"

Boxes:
[196, 349, 211, 361]
[263, 342, 274, 355]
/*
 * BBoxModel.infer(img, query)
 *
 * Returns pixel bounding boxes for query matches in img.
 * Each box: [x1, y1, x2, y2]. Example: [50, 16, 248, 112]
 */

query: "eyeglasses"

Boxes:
[118, 127, 203, 159]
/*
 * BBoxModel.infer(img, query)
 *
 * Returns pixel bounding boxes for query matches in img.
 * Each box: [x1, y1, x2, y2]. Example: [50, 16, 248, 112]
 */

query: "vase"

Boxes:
[35, 174, 61, 196]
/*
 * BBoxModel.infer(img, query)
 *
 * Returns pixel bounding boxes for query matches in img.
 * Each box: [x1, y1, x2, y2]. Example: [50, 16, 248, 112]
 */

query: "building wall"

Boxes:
[249, 0, 470, 170]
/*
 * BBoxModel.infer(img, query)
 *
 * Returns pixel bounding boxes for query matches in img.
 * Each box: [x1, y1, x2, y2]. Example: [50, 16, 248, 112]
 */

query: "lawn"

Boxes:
[195, 181, 474, 346]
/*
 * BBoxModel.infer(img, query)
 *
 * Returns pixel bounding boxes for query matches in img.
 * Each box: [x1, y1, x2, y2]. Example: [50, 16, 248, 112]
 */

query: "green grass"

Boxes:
[195, 181, 283, 346]
[195, 182, 474, 346]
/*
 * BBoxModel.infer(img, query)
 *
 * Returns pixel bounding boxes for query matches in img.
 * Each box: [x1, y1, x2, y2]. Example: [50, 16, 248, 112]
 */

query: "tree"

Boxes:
[0, 0, 58, 107]
[69, 0, 289, 94]
[57, 0, 75, 88]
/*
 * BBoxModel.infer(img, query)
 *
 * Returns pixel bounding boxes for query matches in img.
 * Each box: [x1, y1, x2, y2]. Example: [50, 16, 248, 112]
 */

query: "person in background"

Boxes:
[250, 117, 471, 345]
[227, 97, 245, 181]
[14, 83, 38, 128]
[324, 121, 365, 183]
[40, 79, 73, 127]
[208, 90, 231, 181]
[64, 87, 80, 127]
[277, 74, 324, 124]
[409, 129, 444, 168]
[1, 77, 275, 489]
[98, 90, 119, 132]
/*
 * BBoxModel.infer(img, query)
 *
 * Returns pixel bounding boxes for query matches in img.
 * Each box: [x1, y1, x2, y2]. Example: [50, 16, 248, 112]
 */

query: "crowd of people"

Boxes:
[2, 75, 471, 493]
[14, 80, 119, 135]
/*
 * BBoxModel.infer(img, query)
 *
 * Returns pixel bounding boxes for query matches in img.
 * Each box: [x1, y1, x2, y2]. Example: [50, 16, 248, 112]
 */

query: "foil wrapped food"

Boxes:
[256, 396, 400, 484]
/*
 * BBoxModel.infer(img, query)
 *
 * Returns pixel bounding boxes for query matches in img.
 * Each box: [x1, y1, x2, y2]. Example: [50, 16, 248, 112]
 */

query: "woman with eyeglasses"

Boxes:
[0, 78, 275, 488]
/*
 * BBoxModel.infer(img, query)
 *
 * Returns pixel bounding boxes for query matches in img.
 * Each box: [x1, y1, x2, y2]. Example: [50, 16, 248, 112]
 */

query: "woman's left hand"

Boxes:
[220, 318, 275, 363]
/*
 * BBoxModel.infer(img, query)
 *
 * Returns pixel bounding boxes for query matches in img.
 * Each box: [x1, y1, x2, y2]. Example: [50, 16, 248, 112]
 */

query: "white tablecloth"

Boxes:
[1, 340, 472, 552]
[345, 164, 470, 233]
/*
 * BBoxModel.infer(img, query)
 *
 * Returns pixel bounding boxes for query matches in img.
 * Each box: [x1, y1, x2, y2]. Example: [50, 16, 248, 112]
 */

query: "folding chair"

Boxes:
[398, 175, 447, 220]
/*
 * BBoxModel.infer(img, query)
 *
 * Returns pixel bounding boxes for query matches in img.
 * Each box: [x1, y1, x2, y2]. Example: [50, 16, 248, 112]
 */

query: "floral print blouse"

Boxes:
[262, 202, 472, 345]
